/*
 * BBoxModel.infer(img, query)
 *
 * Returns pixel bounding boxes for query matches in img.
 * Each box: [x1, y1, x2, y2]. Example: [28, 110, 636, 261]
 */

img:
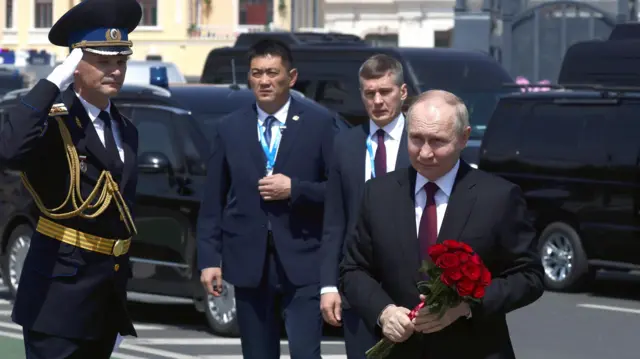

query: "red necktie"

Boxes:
[374, 129, 386, 177]
[418, 182, 439, 261]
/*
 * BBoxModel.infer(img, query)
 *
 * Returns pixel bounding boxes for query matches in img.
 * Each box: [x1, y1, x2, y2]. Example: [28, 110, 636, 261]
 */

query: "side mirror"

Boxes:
[138, 151, 171, 174]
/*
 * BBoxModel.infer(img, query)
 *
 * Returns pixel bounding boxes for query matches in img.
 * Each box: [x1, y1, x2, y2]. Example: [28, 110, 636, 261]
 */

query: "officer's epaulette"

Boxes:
[48, 103, 68, 117]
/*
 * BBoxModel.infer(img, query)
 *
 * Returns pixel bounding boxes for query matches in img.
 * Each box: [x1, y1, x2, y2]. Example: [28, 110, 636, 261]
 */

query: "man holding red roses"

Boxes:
[340, 90, 544, 358]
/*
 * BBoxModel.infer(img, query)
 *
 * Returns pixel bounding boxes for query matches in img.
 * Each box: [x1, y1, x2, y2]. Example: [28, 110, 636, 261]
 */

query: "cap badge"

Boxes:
[106, 28, 122, 42]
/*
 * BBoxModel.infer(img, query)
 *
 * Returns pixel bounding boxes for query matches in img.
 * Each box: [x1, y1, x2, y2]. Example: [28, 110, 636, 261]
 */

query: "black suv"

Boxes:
[479, 37, 640, 292]
[200, 31, 516, 168]
[479, 86, 640, 292]
[0, 81, 348, 336]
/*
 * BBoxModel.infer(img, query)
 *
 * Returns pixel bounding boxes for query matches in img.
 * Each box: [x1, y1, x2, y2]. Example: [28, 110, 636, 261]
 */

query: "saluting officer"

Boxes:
[1, 0, 143, 358]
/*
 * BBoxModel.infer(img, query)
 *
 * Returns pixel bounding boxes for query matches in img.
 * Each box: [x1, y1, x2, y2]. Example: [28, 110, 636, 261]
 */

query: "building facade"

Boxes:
[323, 0, 456, 48]
[0, 0, 315, 78]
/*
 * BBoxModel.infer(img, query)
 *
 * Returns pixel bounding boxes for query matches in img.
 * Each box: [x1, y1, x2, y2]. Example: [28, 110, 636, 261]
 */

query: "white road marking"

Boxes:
[131, 338, 344, 346]
[111, 352, 149, 359]
[577, 303, 640, 315]
[198, 356, 347, 359]
[0, 310, 12, 316]
[0, 329, 22, 340]
[0, 321, 21, 331]
[118, 343, 197, 359]
[0, 299, 12, 305]
[133, 323, 166, 330]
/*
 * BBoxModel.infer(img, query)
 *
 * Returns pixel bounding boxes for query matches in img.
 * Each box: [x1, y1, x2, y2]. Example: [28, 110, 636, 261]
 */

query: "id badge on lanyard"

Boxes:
[258, 121, 281, 175]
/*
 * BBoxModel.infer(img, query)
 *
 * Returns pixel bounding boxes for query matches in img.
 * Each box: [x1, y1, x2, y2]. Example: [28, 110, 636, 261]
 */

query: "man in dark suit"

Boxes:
[340, 90, 544, 359]
[320, 54, 410, 358]
[197, 39, 335, 359]
[2, 1, 142, 358]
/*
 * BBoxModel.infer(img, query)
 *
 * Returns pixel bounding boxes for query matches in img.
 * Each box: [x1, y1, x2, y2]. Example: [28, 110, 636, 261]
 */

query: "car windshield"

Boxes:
[193, 113, 229, 138]
[442, 90, 511, 139]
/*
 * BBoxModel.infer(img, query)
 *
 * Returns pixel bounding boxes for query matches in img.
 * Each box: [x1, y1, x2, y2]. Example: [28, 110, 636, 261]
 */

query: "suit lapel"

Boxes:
[243, 106, 269, 175]
[111, 104, 136, 188]
[273, 98, 304, 173]
[395, 167, 422, 282]
[437, 162, 477, 243]
[396, 120, 410, 169]
[62, 87, 112, 171]
[354, 123, 369, 188]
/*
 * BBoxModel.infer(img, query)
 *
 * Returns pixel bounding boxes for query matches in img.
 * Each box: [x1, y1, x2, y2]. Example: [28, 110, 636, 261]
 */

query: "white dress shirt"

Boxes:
[75, 93, 125, 163]
[365, 113, 405, 182]
[256, 97, 290, 175]
[320, 113, 406, 296]
[414, 160, 460, 237]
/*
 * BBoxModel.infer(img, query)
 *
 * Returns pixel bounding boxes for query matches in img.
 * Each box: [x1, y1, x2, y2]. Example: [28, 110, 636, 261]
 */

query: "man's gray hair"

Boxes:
[358, 54, 404, 87]
[407, 90, 470, 135]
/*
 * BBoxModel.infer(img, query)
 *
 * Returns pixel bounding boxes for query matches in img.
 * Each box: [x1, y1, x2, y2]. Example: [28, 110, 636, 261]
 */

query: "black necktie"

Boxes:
[98, 110, 123, 173]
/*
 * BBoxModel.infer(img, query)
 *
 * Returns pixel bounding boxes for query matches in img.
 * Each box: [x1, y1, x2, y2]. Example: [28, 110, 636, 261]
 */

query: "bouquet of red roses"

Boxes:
[365, 239, 492, 359]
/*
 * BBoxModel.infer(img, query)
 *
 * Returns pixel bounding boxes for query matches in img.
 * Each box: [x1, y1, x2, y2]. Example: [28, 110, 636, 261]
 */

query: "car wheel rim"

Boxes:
[541, 233, 574, 282]
[8, 234, 30, 291]
[206, 281, 236, 326]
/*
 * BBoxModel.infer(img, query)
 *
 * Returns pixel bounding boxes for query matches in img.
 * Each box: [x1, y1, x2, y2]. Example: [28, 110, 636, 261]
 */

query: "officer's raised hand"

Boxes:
[46, 48, 84, 91]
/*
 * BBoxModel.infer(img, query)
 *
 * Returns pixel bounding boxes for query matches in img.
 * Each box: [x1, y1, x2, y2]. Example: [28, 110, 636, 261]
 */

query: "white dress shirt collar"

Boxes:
[75, 92, 111, 123]
[369, 113, 405, 140]
[415, 159, 461, 198]
[256, 97, 291, 125]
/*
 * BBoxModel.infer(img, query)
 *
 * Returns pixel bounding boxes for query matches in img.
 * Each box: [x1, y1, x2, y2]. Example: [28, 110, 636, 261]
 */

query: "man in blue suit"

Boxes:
[196, 39, 335, 359]
[320, 54, 411, 358]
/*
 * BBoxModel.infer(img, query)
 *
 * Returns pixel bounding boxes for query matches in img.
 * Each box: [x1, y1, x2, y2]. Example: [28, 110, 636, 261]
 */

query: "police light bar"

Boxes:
[150, 66, 168, 88]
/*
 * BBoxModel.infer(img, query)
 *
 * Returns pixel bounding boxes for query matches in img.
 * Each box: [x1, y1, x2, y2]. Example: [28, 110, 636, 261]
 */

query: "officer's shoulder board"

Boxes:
[48, 103, 68, 117]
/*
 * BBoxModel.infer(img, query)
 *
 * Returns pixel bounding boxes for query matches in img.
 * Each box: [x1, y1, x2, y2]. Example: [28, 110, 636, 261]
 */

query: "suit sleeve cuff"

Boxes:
[377, 304, 395, 327]
[320, 286, 339, 295]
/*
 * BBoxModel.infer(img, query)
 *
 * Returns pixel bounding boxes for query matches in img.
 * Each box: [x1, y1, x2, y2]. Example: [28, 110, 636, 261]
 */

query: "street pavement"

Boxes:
[0, 271, 638, 358]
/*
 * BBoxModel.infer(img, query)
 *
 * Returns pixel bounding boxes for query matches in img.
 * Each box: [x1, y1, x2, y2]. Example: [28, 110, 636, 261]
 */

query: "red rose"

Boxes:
[457, 252, 471, 263]
[441, 268, 463, 286]
[460, 242, 474, 253]
[456, 279, 475, 297]
[472, 285, 486, 299]
[435, 253, 460, 269]
[442, 239, 464, 250]
[461, 262, 482, 281]
[480, 267, 492, 286]
[428, 244, 448, 262]
[470, 253, 482, 265]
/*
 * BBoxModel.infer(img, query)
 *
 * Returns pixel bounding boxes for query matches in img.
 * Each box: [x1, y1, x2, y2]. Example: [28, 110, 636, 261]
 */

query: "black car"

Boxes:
[200, 31, 517, 168]
[0, 80, 348, 336]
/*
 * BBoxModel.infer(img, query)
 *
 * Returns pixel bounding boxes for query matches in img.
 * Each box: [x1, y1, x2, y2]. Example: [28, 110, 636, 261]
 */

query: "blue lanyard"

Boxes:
[365, 135, 377, 179]
[257, 120, 281, 174]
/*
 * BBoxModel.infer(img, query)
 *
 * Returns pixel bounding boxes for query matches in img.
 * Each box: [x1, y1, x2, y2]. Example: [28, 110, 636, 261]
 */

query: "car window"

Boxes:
[174, 115, 208, 176]
[481, 100, 525, 158]
[517, 103, 608, 166]
[130, 107, 182, 171]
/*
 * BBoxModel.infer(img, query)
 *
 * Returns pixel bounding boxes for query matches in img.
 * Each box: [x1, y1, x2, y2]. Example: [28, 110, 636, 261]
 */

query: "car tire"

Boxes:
[204, 280, 240, 337]
[1, 224, 32, 299]
[538, 222, 594, 292]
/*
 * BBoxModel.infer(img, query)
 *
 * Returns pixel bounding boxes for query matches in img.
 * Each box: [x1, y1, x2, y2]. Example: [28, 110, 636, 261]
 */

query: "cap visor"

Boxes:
[83, 47, 132, 56]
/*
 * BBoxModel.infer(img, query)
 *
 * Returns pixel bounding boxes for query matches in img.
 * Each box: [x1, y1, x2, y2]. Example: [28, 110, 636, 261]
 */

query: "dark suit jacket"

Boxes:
[196, 97, 335, 288]
[340, 162, 544, 359]
[320, 121, 409, 303]
[1, 80, 138, 340]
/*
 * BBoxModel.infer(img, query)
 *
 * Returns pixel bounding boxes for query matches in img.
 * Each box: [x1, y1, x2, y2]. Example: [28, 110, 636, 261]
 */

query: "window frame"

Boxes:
[118, 103, 188, 174]
[34, 0, 53, 29]
[137, 0, 159, 27]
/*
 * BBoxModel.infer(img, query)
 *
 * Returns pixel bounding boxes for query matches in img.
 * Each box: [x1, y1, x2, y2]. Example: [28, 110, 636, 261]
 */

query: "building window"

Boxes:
[434, 29, 453, 48]
[35, 0, 53, 28]
[138, 0, 158, 26]
[5, 0, 13, 28]
[239, 0, 273, 26]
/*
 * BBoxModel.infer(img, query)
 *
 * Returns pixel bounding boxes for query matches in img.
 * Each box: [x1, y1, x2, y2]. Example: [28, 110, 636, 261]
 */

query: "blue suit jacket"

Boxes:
[320, 121, 410, 292]
[197, 97, 336, 288]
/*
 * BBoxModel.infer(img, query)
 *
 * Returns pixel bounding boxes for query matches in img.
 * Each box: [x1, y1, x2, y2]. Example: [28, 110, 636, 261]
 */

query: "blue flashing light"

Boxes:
[150, 66, 168, 88]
